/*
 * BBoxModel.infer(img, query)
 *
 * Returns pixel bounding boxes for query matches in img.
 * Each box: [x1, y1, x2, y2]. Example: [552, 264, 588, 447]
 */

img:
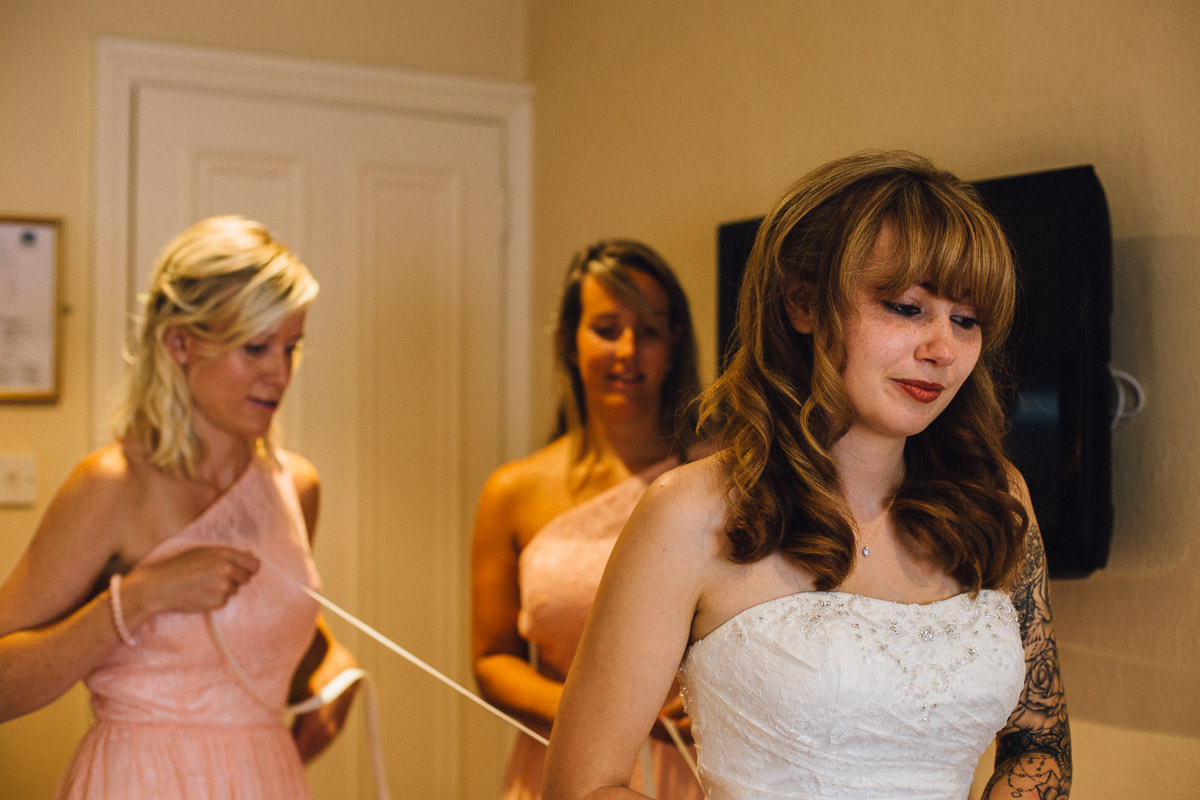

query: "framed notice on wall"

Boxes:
[0, 216, 62, 402]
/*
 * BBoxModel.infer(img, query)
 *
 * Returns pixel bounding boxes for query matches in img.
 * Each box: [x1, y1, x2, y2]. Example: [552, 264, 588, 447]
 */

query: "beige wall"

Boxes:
[527, 0, 1199, 796]
[3, 0, 1199, 795]
[0, 0, 525, 795]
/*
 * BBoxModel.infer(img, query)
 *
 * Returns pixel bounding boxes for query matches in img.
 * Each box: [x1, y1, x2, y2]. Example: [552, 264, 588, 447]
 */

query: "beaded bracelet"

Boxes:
[108, 573, 137, 646]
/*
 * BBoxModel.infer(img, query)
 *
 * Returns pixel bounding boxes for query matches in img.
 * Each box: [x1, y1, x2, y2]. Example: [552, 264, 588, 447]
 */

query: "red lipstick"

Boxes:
[894, 379, 944, 404]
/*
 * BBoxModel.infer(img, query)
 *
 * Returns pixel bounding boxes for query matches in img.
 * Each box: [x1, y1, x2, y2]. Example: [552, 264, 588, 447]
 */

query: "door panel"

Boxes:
[130, 78, 510, 799]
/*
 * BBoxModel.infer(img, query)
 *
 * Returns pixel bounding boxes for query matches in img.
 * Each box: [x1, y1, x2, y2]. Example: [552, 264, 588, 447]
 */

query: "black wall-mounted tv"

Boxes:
[716, 165, 1113, 578]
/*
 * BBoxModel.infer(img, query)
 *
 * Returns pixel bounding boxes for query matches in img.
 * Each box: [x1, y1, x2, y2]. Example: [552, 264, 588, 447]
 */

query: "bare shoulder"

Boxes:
[281, 450, 321, 497]
[592, 454, 730, 642]
[998, 458, 1047, 596]
[621, 453, 730, 563]
[640, 454, 728, 523]
[486, 437, 569, 496]
[0, 443, 140, 628]
[73, 441, 134, 484]
[50, 442, 142, 524]
[475, 437, 571, 527]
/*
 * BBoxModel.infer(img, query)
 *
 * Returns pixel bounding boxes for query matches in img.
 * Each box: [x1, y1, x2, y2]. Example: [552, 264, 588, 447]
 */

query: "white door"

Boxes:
[96, 39, 531, 800]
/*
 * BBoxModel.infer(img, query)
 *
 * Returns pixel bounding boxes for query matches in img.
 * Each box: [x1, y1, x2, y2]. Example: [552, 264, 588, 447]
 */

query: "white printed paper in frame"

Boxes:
[0, 216, 61, 401]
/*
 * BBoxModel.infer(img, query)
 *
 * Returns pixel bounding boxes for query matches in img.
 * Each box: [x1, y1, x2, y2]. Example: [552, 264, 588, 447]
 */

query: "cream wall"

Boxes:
[4, 0, 1199, 796]
[0, 0, 525, 796]
[527, 0, 1199, 796]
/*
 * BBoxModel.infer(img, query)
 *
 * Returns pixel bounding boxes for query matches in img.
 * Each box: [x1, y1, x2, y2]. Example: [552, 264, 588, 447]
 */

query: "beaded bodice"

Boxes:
[678, 590, 1024, 800]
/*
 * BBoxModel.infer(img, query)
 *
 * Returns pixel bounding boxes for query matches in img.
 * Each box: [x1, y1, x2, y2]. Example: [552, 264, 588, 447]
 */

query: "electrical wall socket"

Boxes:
[0, 455, 37, 508]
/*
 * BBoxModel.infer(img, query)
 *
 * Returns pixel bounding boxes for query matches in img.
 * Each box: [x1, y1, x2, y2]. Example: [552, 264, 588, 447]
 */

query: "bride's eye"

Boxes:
[883, 301, 921, 318]
[951, 314, 979, 330]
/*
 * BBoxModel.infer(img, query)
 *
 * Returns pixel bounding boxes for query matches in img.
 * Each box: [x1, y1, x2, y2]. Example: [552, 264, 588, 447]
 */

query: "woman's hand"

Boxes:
[121, 546, 261, 625]
[289, 617, 360, 763]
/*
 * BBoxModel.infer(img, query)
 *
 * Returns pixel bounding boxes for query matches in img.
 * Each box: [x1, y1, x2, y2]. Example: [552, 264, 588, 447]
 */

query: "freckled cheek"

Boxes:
[958, 339, 983, 376]
[850, 331, 909, 370]
[848, 315, 905, 350]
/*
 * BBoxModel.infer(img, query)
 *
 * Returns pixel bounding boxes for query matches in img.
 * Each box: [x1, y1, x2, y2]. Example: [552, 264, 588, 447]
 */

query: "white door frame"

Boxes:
[93, 37, 533, 459]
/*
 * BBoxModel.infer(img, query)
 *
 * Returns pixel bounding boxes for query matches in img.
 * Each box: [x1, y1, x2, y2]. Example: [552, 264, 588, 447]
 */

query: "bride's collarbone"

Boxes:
[840, 545, 964, 606]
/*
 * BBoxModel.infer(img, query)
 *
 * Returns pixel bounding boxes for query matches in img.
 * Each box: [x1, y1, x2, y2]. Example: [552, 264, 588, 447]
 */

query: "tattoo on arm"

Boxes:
[984, 523, 1072, 798]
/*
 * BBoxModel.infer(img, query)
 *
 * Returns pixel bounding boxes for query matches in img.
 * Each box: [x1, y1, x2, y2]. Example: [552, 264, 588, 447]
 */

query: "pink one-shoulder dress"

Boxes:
[53, 458, 320, 800]
[502, 456, 704, 800]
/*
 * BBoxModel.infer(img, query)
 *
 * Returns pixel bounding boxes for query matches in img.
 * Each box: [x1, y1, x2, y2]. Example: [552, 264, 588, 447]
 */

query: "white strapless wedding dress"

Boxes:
[678, 590, 1024, 800]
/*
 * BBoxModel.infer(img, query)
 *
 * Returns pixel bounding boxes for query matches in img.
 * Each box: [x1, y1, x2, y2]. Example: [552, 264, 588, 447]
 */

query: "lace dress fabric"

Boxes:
[53, 459, 321, 800]
[679, 590, 1025, 800]
[503, 456, 703, 800]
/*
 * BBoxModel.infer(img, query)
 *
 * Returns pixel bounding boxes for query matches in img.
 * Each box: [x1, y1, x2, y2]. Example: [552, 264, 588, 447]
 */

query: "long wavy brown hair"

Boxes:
[700, 151, 1028, 592]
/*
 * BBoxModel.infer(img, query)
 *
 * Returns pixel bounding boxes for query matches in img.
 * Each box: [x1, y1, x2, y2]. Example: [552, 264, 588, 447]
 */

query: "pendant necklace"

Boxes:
[859, 494, 896, 557]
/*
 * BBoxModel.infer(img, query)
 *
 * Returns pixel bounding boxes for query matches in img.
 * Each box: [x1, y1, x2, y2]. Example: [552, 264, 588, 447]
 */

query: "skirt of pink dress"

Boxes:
[55, 720, 312, 800]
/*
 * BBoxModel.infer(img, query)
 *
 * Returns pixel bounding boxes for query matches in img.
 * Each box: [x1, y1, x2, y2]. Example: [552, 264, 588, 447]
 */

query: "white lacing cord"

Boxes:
[658, 715, 701, 784]
[207, 614, 393, 800]
[214, 554, 702, 793]
[253, 557, 550, 746]
[640, 740, 657, 799]
[288, 666, 389, 800]
[285, 666, 365, 716]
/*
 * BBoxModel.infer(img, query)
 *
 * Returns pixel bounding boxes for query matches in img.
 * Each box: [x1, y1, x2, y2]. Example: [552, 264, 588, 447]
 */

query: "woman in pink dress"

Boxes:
[0, 216, 356, 799]
[471, 240, 706, 800]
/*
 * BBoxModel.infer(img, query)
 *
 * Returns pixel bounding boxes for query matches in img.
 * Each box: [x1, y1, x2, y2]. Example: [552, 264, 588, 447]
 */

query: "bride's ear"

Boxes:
[784, 280, 816, 334]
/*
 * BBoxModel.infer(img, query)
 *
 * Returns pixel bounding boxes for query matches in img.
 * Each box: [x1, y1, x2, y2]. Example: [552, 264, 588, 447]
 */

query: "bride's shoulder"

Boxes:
[631, 452, 730, 559]
[647, 449, 727, 502]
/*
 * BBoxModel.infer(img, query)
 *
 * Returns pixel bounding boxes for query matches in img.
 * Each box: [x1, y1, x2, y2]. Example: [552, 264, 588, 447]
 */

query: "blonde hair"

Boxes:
[701, 151, 1027, 592]
[113, 216, 319, 476]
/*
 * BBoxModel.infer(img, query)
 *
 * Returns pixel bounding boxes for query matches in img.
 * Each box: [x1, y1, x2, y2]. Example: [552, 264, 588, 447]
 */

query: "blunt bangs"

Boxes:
[859, 181, 1016, 352]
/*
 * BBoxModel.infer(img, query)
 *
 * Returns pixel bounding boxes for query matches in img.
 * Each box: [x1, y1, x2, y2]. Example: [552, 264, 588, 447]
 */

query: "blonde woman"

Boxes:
[472, 240, 706, 800]
[0, 217, 354, 798]
[546, 153, 1071, 800]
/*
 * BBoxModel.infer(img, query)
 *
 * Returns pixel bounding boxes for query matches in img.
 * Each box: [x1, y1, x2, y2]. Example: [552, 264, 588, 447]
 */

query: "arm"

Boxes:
[289, 615, 360, 761]
[0, 449, 258, 722]
[470, 465, 564, 738]
[284, 452, 361, 763]
[544, 466, 711, 800]
[983, 472, 1072, 799]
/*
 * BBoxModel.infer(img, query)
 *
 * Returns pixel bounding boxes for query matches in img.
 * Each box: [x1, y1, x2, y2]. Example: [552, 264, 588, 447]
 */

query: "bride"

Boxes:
[544, 151, 1071, 800]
